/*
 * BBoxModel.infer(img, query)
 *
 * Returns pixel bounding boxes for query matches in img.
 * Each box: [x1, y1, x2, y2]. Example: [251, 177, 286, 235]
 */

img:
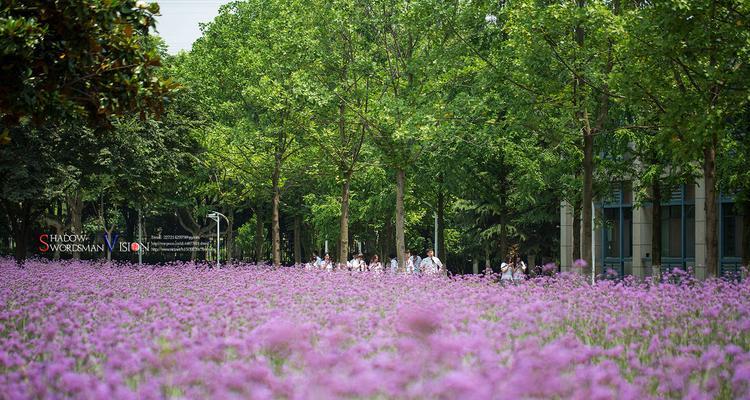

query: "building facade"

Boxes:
[560, 177, 745, 279]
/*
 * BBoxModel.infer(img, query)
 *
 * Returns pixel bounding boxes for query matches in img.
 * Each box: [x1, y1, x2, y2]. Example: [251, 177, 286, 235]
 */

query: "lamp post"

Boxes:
[207, 211, 229, 268]
[418, 199, 439, 257]
[591, 201, 596, 285]
[434, 212, 438, 257]
[138, 208, 143, 266]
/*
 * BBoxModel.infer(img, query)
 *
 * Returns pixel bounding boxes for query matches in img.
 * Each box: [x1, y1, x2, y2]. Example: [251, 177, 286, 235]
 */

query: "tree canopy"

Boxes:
[1, 0, 748, 275]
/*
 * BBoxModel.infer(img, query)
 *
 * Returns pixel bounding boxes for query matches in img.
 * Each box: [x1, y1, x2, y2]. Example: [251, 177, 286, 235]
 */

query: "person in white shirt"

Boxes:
[320, 253, 333, 271]
[500, 255, 513, 283]
[312, 252, 322, 269]
[420, 249, 443, 275]
[369, 254, 383, 274]
[512, 255, 527, 283]
[411, 251, 422, 274]
[353, 253, 366, 272]
[402, 250, 414, 273]
[389, 254, 398, 273]
[304, 255, 317, 271]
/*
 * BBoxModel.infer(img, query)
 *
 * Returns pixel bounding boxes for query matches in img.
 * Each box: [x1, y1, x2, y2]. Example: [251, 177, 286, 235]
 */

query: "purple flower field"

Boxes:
[1, 259, 750, 399]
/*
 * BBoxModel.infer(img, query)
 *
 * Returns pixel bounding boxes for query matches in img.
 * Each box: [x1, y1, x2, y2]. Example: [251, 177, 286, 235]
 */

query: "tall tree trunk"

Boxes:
[339, 170, 353, 264]
[121, 204, 136, 243]
[573, 2, 593, 273]
[255, 210, 264, 263]
[44, 201, 66, 260]
[499, 177, 508, 257]
[573, 201, 581, 261]
[500, 219, 508, 259]
[742, 197, 749, 269]
[225, 209, 234, 262]
[13, 215, 30, 266]
[651, 181, 662, 269]
[705, 0, 719, 278]
[385, 214, 394, 260]
[5, 201, 33, 266]
[272, 152, 282, 267]
[581, 114, 596, 273]
[704, 141, 719, 277]
[66, 190, 84, 260]
[437, 174, 445, 260]
[293, 215, 302, 265]
[52, 222, 64, 260]
[498, 161, 508, 258]
[395, 168, 406, 271]
[98, 196, 116, 262]
[582, 128, 594, 272]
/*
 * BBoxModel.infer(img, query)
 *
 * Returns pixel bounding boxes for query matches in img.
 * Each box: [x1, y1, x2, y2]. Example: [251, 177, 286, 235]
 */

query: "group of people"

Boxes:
[304, 248, 445, 275]
[303, 245, 537, 284]
[499, 254, 527, 284]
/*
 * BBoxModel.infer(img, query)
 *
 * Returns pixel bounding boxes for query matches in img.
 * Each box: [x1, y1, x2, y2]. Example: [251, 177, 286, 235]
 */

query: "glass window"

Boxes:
[604, 208, 620, 258]
[723, 203, 743, 258]
[661, 205, 681, 258]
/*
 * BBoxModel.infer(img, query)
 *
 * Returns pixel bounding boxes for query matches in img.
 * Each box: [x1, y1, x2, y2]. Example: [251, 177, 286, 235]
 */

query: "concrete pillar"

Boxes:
[593, 205, 601, 277]
[560, 201, 574, 272]
[695, 176, 707, 280]
[632, 205, 652, 278]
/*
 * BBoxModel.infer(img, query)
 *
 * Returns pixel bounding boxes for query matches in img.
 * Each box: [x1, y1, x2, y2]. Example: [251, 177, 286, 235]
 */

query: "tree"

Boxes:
[184, 0, 314, 267]
[0, 0, 174, 136]
[620, 0, 750, 276]
[303, 0, 377, 265]
[499, 0, 628, 272]
[0, 123, 60, 263]
[346, 0, 450, 270]
[720, 107, 750, 268]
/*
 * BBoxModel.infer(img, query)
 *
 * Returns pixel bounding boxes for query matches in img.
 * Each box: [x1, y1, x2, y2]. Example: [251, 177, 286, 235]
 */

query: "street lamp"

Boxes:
[417, 198, 439, 257]
[207, 211, 229, 268]
[591, 201, 596, 285]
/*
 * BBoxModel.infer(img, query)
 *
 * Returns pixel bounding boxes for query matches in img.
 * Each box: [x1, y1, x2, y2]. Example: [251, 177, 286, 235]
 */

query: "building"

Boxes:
[560, 177, 745, 279]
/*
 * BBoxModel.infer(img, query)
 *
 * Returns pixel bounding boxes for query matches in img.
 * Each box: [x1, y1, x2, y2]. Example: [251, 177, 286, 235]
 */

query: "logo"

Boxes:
[119, 240, 150, 253]
[105, 233, 149, 253]
[38, 234, 103, 253]
[104, 233, 119, 252]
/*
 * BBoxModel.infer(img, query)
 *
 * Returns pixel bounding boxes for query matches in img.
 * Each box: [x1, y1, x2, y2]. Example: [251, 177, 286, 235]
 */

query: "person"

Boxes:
[409, 250, 422, 274]
[305, 255, 317, 271]
[404, 249, 414, 274]
[420, 249, 444, 275]
[353, 253, 367, 272]
[513, 254, 526, 283]
[500, 255, 513, 284]
[389, 254, 398, 273]
[512, 255, 527, 283]
[404, 250, 414, 273]
[321, 253, 333, 271]
[312, 252, 322, 269]
[369, 254, 383, 274]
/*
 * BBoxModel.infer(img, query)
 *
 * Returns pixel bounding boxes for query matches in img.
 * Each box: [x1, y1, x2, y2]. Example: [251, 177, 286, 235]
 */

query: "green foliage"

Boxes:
[0, 0, 174, 130]
[3, 0, 749, 267]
